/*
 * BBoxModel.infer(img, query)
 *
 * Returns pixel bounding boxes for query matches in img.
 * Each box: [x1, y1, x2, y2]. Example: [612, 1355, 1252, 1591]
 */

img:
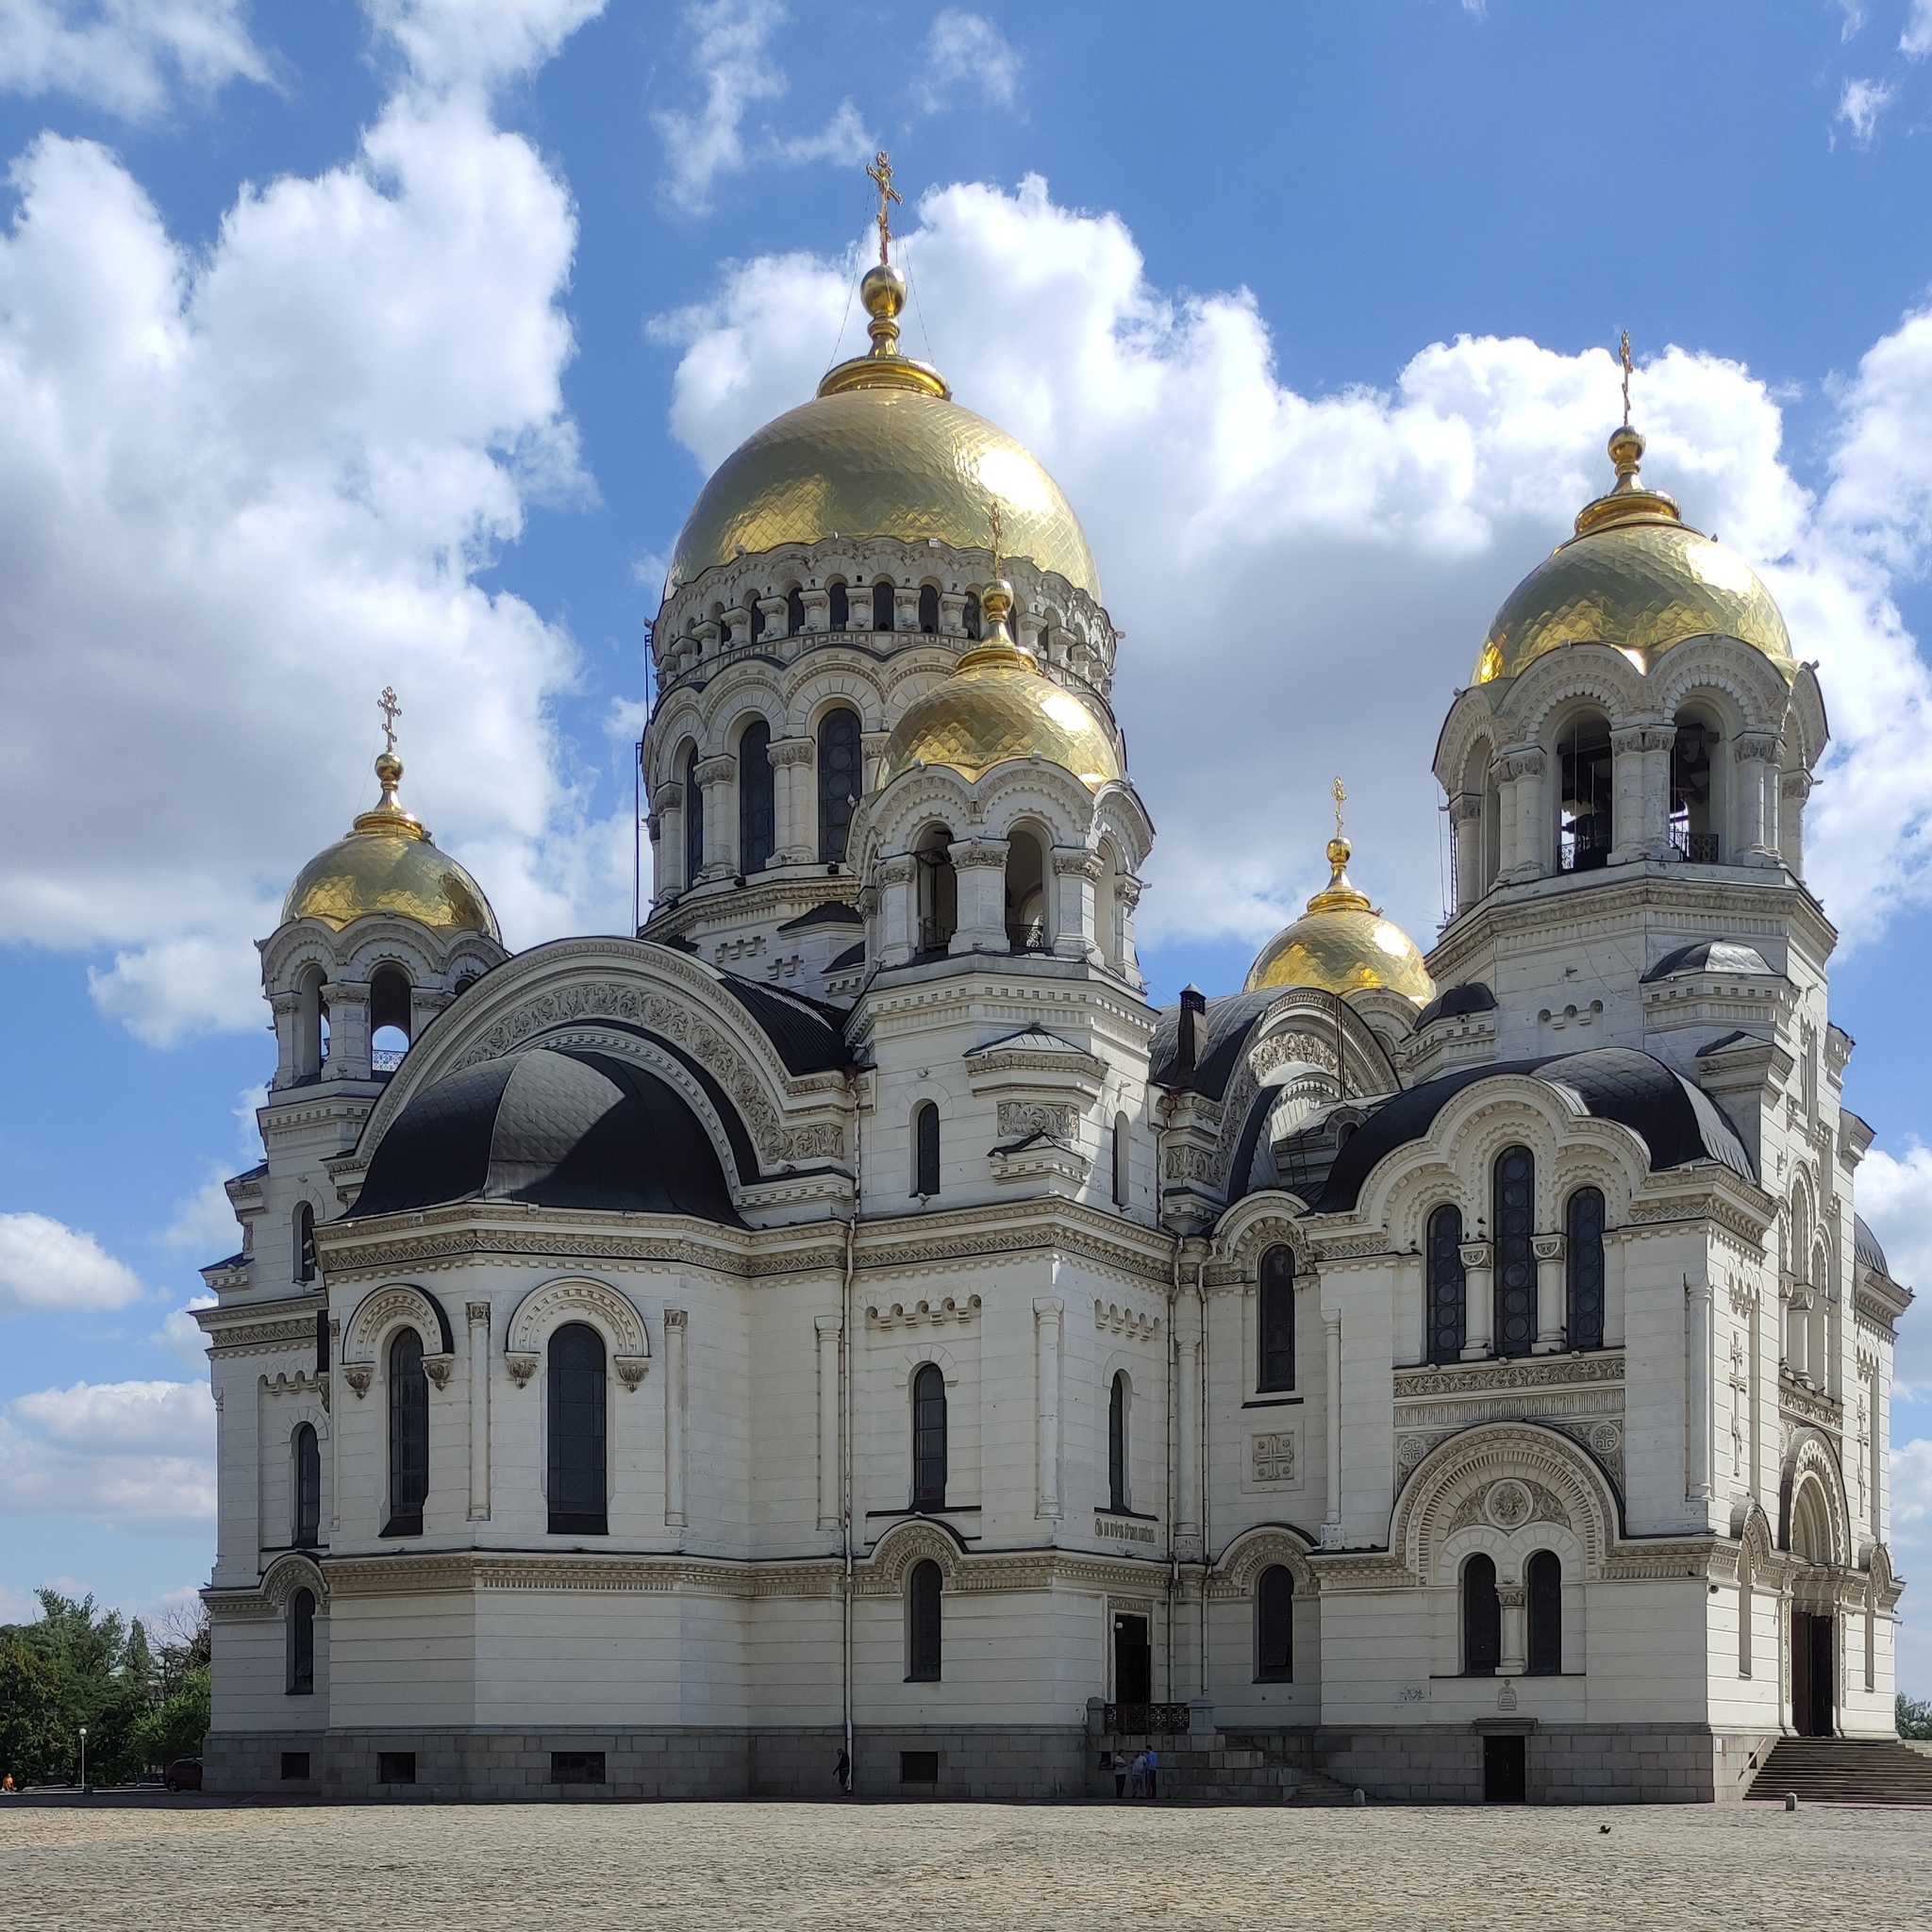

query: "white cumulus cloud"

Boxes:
[151, 1299, 217, 1368]
[1837, 75, 1893, 144]
[0, 1378, 214, 1528]
[1903, 0, 1932, 56]
[919, 10, 1019, 112]
[1894, 1434, 1932, 1693]
[371, 0, 607, 94]
[0, 0, 268, 119]
[1857, 1143, 1932, 1392]
[0, 1213, 145, 1318]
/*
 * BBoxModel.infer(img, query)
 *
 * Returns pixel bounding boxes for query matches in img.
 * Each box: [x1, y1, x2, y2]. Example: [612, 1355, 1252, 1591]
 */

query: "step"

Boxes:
[1751, 1739, 1932, 1806]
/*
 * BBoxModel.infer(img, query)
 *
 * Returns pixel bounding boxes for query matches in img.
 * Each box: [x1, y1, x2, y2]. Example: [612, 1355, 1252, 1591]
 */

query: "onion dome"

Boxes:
[880, 578, 1120, 789]
[282, 749, 499, 940]
[663, 259, 1098, 598]
[1474, 424, 1795, 687]
[1244, 834, 1434, 1005]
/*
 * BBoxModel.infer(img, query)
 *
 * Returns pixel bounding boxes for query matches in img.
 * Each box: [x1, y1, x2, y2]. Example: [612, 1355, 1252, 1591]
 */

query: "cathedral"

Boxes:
[196, 194, 1911, 1804]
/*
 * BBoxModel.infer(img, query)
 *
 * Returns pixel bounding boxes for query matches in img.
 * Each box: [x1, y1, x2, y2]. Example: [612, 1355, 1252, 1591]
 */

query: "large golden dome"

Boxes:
[1474, 426, 1794, 686]
[1244, 837, 1434, 1005]
[882, 581, 1120, 790]
[663, 266, 1098, 600]
[283, 753, 499, 940]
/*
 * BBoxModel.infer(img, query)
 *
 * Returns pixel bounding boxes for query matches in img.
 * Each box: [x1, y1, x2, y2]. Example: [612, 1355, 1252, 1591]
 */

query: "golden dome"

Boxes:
[663, 263, 1098, 600]
[1244, 836, 1434, 1005]
[282, 751, 500, 940]
[1474, 426, 1794, 687]
[881, 581, 1120, 790]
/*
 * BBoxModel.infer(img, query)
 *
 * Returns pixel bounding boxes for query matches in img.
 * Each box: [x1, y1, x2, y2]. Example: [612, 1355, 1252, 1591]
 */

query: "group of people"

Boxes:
[1111, 1747, 1159, 1800]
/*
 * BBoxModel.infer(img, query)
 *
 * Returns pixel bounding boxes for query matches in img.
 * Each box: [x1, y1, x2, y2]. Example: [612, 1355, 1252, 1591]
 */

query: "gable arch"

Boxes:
[1779, 1429, 1849, 1566]
[1216, 1523, 1321, 1594]
[863, 1514, 968, 1591]
[261, 1550, 329, 1609]
[1495, 645, 1651, 744]
[342, 1281, 454, 1366]
[504, 1276, 652, 1390]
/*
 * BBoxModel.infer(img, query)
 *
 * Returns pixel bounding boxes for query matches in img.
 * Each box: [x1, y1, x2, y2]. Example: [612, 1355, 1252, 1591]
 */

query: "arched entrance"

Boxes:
[1788, 1478, 1836, 1738]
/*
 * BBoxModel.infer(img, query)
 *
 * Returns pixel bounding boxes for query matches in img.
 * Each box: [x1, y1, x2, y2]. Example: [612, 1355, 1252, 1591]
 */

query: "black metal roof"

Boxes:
[1416, 982, 1497, 1029]
[775, 900, 864, 935]
[1641, 940, 1776, 983]
[1149, 990, 1281, 1099]
[828, 941, 865, 972]
[1314, 1047, 1753, 1213]
[715, 976, 852, 1074]
[1854, 1212, 1890, 1278]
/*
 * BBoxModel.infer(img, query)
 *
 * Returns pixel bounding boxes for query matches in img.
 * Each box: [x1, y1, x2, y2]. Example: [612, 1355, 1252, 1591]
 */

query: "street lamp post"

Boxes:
[77, 1724, 88, 1795]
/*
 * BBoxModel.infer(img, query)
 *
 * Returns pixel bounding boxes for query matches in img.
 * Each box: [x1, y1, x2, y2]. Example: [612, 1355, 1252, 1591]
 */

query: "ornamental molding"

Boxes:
[1095, 1299, 1160, 1341]
[1778, 1376, 1844, 1435]
[205, 1315, 325, 1360]
[765, 737, 816, 769]
[866, 1293, 981, 1330]
[503, 1276, 652, 1389]
[996, 1101, 1078, 1141]
[1393, 1353, 1624, 1400]
[341, 1282, 453, 1371]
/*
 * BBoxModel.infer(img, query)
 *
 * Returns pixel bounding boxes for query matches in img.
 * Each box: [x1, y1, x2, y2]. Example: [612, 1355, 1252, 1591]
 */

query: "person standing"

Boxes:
[835, 1746, 852, 1795]
[1111, 1748, 1128, 1799]
[1144, 1744, 1159, 1801]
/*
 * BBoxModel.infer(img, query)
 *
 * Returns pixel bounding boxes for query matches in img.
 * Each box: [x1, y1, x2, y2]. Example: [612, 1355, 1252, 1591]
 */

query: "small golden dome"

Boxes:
[282, 751, 500, 940]
[1474, 426, 1794, 687]
[880, 580, 1120, 790]
[1244, 835, 1434, 1005]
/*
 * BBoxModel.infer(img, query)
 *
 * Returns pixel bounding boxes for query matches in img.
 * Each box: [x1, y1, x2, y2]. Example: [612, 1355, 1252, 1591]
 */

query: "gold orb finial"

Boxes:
[353, 689, 426, 841]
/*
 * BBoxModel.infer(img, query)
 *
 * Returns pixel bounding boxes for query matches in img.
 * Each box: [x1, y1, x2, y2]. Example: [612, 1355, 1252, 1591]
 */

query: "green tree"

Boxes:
[0, 1637, 69, 1786]
[1900, 1694, 1932, 1740]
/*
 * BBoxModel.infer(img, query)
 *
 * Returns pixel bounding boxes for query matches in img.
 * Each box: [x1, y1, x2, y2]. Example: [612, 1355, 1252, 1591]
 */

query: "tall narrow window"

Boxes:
[817, 707, 861, 864]
[1256, 1565, 1293, 1682]
[913, 1102, 941, 1198]
[1463, 1554, 1501, 1675]
[1257, 1245, 1296, 1391]
[873, 580, 894, 631]
[918, 584, 940, 633]
[748, 598, 764, 641]
[1492, 1145, 1536, 1358]
[292, 1423, 321, 1548]
[738, 719, 774, 874]
[315, 1307, 330, 1374]
[911, 1363, 947, 1508]
[786, 587, 805, 635]
[286, 1588, 315, 1695]
[1526, 1550, 1562, 1676]
[1557, 714, 1614, 872]
[962, 591, 981, 640]
[908, 1558, 941, 1680]
[547, 1322, 608, 1536]
[1110, 1112, 1129, 1209]
[916, 826, 958, 952]
[1566, 1187, 1607, 1352]
[1108, 1373, 1128, 1510]
[384, 1326, 428, 1538]
[295, 1203, 317, 1284]
[683, 743, 704, 888]
[1427, 1206, 1466, 1364]
[828, 581, 848, 631]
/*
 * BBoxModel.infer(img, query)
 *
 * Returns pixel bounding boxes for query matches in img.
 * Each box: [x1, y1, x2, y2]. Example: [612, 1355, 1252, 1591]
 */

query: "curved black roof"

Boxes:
[1641, 940, 1775, 983]
[1149, 990, 1281, 1099]
[1854, 1212, 1890, 1278]
[351, 1046, 741, 1224]
[715, 975, 851, 1074]
[1315, 1047, 1752, 1213]
[1417, 982, 1498, 1029]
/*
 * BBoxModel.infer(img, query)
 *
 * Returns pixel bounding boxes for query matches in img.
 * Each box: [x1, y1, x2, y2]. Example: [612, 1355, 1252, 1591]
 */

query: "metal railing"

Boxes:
[371, 1045, 408, 1074]
[1104, 1702, 1191, 1736]
[1670, 821, 1721, 863]
[917, 918, 956, 955]
[1007, 921, 1050, 953]
[1558, 816, 1612, 873]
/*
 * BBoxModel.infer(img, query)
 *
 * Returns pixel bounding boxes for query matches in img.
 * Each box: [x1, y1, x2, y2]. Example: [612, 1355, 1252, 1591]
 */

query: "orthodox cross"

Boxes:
[1332, 775, 1347, 840]
[1619, 330, 1634, 428]
[867, 150, 902, 266]
[988, 498, 1004, 575]
[378, 685, 402, 755]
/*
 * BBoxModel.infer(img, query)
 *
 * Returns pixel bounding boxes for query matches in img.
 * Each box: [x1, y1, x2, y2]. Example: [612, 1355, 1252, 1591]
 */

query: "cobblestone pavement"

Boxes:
[1, 1800, 1924, 1932]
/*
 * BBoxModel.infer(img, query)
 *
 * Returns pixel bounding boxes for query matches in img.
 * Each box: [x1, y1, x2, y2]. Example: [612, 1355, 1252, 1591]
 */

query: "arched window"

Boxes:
[872, 579, 894, 632]
[1110, 1112, 1129, 1208]
[907, 1558, 942, 1680]
[962, 591, 981, 640]
[1463, 1553, 1501, 1675]
[828, 580, 848, 631]
[547, 1322, 608, 1536]
[918, 584, 940, 633]
[786, 586, 806, 636]
[1492, 1145, 1536, 1358]
[1004, 826, 1047, 950]
[294, 965, 326, 1078]
[1108, 1372, 1128, 1510]
[911, 1363, 947, 1508]
[916, 824, 957, 953]
[683, 743, 704, 888]
[1558, 713, 1614, 872]
[384, 1327, 428, 1538]
[913, 1102, 941, 1198]
[1526, 1550, 1562, 1675]
[715, 609, 731, 646]
[1258, 1244, 1296, 1392]
[370, 964, 411, 1071]
[817, 707, 861, 864]
[286, 1588, 315, 1695]
[748, 599, 765, 642]
[295, 1203, 317, 1285]
[1256, 1565, 1293, 1682]
[1427, 1205, 1466, 1364]
[1566, 1187, 1607, 1351]
[738, 719, 774, 874]
[292, 1423, 321, 1548]
[1670, 708, 1721, 862]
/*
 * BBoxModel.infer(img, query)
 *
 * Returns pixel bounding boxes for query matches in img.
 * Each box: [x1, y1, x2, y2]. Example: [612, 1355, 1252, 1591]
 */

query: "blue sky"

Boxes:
[1, 0, 1929, 1691]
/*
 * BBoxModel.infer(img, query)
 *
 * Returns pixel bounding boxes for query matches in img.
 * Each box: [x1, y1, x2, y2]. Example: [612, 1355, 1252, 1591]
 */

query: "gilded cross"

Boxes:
[1333, 775, 1347, 840]
[1619, 330, 1634, 428]
[988, 498, 1004, 574]
[867, 150, 902, 266]
[378, 686, 402, 754]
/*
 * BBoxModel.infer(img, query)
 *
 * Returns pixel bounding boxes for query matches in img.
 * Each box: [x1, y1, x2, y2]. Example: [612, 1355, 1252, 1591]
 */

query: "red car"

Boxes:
[161, 1757, 202, 1792]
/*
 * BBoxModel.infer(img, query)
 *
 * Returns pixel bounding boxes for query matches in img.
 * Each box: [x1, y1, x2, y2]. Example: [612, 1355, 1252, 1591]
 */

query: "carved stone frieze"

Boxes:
[866, 1294, 981, 1330]
[1394, 1354, 1624, 1400]
[1095, 1299, 1160, 1341]
[996, 1101, 1077, 1141]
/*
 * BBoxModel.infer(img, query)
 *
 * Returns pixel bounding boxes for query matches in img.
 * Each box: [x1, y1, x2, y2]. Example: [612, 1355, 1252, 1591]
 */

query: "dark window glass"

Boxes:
[378, 1751, 416, 1785]
[901, 1749, 940, 1782]
[908, 1558, 942, 1680]
[280, 1751, 310, 1779]
[1258, 1245, 1296, 1391]
[1108, 1373, 1127, 1510]
[1526, 1550, 1562, 1675]
[1256, 1565, 1294, 1681]
[1566, 1187, 1607, 1351]
[1463, 1554, 1501, 1674]
[916, 834, 958, 953]
[738, 719, 774, 874]
[384, 1327, 427, 1537]
[786, 587, 806, 635]
[962, 591, 981, 640]
[918, 584, 939, 633]
[828, 582, 848, 631]
[287, 1588, 314, 1694]
[716, 613, 731, 646]
[547, 1322, 608, 1535]
[873, 580, 894, 631]
[295, 1203, 316, 1284]
[551, 1751, 606, 1784]
[817, 708, 861, 864]
[1492, 1145, 1536, 1357]
[683, 744, 704, 887]
[315, 1307, 330, 1374]
[914, 1102, 941, 1197]
[293, 1423, 321, 1547]
[912, 1362, 947, 1507]
[748, 600, 765, 641]
[1110, 1112, 1128, 1208]
[1427, 1206, 1466, 1363]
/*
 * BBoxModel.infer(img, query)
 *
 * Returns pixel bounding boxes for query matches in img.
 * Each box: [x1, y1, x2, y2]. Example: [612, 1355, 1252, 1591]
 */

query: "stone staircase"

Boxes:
[1095, 1726, 1360, 1807]
[1750, 1738, 1932, 1807]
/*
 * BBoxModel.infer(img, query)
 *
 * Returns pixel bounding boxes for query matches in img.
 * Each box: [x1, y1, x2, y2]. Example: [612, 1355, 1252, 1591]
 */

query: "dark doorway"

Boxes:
[1791, 1610, 1835, 1737]
[1113, 1612, 1152, 1706]
[1483, 1733, 1525, 1803]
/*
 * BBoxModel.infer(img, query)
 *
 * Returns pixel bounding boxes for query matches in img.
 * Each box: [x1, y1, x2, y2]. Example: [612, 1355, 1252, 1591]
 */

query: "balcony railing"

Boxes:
[1558, 815, 1612, 874]
[916, 918, 956, 956]
[1007, 921, 1050, 953]
[371, 1045, 408, 1074]
[1103, 1702, 1191, 1736]
[1670, 821, 1721, 863]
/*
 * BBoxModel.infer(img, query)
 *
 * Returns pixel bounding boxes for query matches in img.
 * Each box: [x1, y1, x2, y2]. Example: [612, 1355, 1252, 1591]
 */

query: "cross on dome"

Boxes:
[867, 149, 902, 266]
[378, 685, 402, 755]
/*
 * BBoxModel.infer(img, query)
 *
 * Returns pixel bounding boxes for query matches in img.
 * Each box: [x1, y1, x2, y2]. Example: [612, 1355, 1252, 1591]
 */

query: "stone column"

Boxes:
[1499, 747, 1546, 881]
[1780, 769, 1812, 878]
[1175, 1287, 1203, 1554]
[756, 593, 789, 647]
[873, 855, 917, 968]
[1733, 733, 1783, 867]
[327, 1320, 342, 1533]
[1052, 848, 1104, 961]
[269, 991, 303, 1089]
[664, 1308, 689, 1528]
[1498, 1584, 1527, 1676]
[894, 585, 922, 632]
[816, 1314, 841, 1532]
[1448, 793, 1485, 912]
[1686, 1276, 1713, 1508]
[409, 986, 452, 1047]
[799, 587, 829, 634]
[323, 980, 371, 1080]
[767, 736, 816, 864]
[939, 590, 968, 635]
[861, 731, 891, 795]
[694, 755, 736, 879]
[466, 1301, 491, 1523]
[1785, 1283, 1809, 1380]
[1322, 1307, 1342, 1548]
[653, 780, 685, 893]
[1532, 1233, 1566, 1355]
[1034, 1298, 1062, 1520]
[947, 838, 1009, 954]
[1114, 876, 1143, 984]
[1459, 1240, 1493, 1359]
[1611, 721, 1674, 862]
